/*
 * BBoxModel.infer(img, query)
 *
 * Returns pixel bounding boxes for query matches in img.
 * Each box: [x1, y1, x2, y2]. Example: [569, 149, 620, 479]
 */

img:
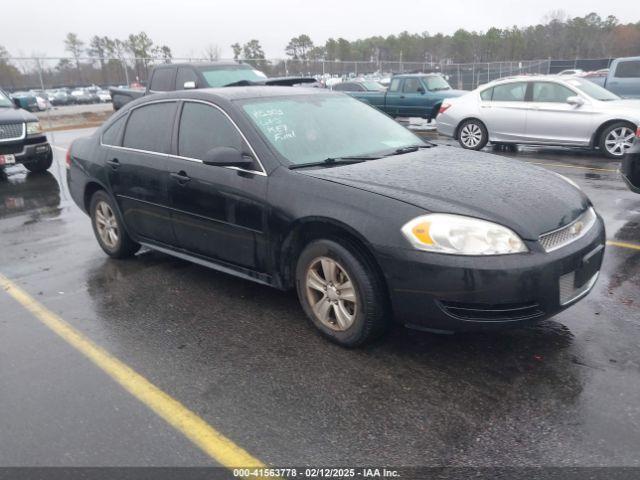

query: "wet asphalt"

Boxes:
[0, 128, 639, 467]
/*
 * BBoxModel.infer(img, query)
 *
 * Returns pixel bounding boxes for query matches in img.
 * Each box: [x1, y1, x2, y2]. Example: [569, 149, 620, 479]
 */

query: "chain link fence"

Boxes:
[0, 56, 615, 92]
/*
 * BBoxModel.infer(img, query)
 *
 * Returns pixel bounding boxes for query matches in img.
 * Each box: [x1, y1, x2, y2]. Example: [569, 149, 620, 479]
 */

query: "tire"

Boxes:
[24, 152, 53, 173]
[599, 122, 636, 159]
[458, 119, 488, 151]
[89, 190, 140, 258]
[295, 239, 389, 347]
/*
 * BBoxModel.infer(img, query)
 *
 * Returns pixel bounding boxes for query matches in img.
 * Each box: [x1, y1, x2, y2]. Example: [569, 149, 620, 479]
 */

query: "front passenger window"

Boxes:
[532, 82, 575, 103]
[178, 102, 247, 162]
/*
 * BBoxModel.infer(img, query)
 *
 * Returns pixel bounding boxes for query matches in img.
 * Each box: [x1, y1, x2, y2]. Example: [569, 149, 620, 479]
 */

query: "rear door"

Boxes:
[609, 59, 640, 98]
[525, 81, 595, 145]
[106, 101, 178, 245]
[167, 100, 268, 271]
[479, 81, 528, 142]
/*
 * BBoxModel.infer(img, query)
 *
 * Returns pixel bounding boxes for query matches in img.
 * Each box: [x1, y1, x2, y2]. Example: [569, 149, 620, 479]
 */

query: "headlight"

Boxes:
[401, 214, 528, 255]
[26, 121, 43, 135]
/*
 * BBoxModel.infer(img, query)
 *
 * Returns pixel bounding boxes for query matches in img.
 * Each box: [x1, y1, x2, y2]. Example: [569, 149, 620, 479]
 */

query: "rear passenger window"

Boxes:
[389, 78, 401, 92]
[122, 102, 176, 153]
[480, 88, 493, 101]
[149, 68, 175, 92]
[176, 67, 199, 89]
[101, 115, 126, 146]
[614, 60, 640, 78]
[491, 82, 527, 102]
[178, 102, 245, 160]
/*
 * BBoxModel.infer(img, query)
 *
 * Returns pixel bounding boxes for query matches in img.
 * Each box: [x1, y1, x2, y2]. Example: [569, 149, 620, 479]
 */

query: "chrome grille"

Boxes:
[539, 207, 597, 252]
[0, 122, 25, 142]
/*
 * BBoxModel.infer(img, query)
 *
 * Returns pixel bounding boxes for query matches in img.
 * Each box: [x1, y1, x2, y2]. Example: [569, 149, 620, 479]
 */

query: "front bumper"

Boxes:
[376, 216, 606, 332]
[0, 138, 51, 167]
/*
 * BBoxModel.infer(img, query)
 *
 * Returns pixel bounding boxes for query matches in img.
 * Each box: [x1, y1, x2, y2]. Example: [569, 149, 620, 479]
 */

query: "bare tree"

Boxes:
[64, 33, 85, 82]
[203, 44, 220, 61]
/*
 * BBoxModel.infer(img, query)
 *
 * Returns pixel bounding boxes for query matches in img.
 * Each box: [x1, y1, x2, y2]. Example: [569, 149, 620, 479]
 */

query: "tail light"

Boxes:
[439, 103, 451, 115]
[65, 147, 72, 169]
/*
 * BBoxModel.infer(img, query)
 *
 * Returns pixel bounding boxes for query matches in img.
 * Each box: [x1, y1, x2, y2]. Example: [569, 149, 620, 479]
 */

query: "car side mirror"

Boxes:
[417, 86, 426, 94]
[203, 147, 254, 169]
[183, 81, 197, 89]
[566, 96, 584, 107]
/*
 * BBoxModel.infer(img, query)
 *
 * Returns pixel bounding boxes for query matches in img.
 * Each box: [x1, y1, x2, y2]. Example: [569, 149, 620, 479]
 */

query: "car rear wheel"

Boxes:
[90, 190, 140, 258]
[600, 122, 636, 158]
[295, 239, 389, 347]
[458, 119, 488, 150]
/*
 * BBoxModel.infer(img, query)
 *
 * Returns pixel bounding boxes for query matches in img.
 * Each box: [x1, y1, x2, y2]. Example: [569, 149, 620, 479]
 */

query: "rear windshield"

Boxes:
[198, 65, 267, 87]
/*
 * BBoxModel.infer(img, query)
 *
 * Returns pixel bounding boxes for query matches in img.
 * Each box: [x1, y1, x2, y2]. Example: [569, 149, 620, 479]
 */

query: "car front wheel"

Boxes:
[295, 239, 388, 347]
[90, 190, 140, 258]
[600, 122, 636, 158]
[458, 119, 488, 150]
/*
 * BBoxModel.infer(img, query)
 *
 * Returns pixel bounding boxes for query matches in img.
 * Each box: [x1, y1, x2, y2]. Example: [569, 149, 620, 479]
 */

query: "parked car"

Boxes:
[332, 80, 386, 92]
[96, 90, 112, 103]
[48, 90, 72, 106]
[621, 136, 640, 193]
[437, 75, 640, 158]
[0, 88, 53, 173]
[109, 61, 316, 110]
[584, 57, 640, 98]
[70, 89, 94, 104]
[67, 87, 604, 346]
[557, 69, 584, 76]
[10, 91, 38, 112]
[347, 73, 466, 120]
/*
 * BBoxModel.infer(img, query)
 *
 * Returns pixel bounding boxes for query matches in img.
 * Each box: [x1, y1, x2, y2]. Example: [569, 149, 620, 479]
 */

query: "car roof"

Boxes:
[154, 61, 249, 70]
[393, 73, 442, 78]
[479, 74, 580, 89]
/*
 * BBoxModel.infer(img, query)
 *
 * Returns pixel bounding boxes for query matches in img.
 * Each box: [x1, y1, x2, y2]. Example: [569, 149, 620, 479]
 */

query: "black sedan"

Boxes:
[622, 137, 640, 193]
[66, 87, 605, 347]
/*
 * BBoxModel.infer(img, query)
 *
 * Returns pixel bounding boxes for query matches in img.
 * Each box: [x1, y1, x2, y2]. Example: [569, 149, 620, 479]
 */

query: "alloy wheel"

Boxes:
[460, 123, 483, 148]
[95, 201, 119, 249]
[305, 257, 357, 331]
[604, 127, 635, 157]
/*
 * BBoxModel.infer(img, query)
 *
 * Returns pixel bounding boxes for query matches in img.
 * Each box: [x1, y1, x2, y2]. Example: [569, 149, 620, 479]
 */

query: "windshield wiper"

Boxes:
[385, 144, 435, 156]
[289, 156, 378, 170]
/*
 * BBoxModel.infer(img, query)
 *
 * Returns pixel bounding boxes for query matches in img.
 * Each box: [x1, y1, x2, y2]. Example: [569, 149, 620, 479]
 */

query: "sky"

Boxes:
[1, 0, 638, 59]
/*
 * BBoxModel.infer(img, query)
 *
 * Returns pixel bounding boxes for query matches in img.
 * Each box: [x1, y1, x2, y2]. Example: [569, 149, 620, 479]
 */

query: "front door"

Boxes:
[167, 101, 268, 271]
[383, 78, 404, 117]
[106, 101, 178, 245]
[525, 81, 595, 146]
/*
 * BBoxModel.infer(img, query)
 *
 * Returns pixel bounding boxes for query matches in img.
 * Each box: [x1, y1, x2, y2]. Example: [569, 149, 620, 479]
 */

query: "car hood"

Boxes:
[598, 99, 640, 117]
[299, 146, 590, 240]
[0, 106, 36, 124]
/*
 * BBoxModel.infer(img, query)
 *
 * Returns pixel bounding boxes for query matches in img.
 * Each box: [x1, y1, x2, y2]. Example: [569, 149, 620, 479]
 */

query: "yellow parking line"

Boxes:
[0, 273, 266, 469]
[607, 240, 640, 251]
[526, 161, 618, 173]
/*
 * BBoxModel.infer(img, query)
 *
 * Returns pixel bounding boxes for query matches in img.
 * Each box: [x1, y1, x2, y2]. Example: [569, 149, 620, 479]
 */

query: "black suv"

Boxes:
[0, 88, 52, 174]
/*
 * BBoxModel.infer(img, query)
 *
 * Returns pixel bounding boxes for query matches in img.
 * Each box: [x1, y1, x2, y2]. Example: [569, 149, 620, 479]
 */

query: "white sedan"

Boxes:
[437, 75, 640, 158]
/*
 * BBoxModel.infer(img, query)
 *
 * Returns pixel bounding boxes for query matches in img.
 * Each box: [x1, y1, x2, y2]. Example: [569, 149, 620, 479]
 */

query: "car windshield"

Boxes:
[566, 78, 620, 101]
[198, 65, 268, 87]
[240, 94, 423, 165]
[424, 76, 451, 91]
[0, 90, 13, 108]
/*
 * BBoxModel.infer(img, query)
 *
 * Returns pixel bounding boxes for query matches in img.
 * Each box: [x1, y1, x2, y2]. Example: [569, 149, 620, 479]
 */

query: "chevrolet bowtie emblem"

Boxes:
[570, 221, 584, 236]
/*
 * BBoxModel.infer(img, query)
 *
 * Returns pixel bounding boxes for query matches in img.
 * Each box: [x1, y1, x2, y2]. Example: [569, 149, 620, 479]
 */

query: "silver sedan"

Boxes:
[436, 75, 640, 158]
